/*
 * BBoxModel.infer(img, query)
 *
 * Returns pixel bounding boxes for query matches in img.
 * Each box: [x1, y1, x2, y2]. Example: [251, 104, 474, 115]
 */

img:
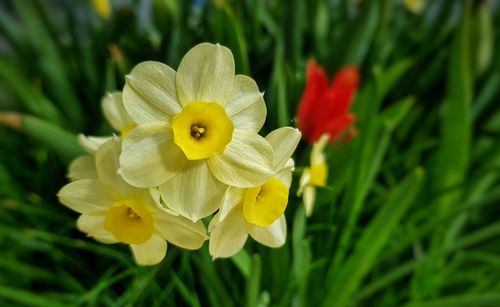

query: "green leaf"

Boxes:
[403, 293, 500, 307]
[342, 0, 380, 65]
[0, 286, 67, 307]
[231, 249, 252, 279]
[322, 168, 424, 307]
[22, 115, 84, 163]
[245, 254, 262, 307]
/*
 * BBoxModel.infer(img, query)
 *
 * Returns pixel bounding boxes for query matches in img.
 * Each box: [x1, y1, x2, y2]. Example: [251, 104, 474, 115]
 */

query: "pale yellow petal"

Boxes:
[208, 209, 248, 259]
[248, 215, 286, 248]
[176, 43, 234, 106]
[153, 212, 206, 250]
[275, 166, 293, 188]
[130, 234, 167, 265]
[102, 92, 133, 131]
[67, 155, 97, 181]
[159, 160, 227, 221]
[219, 186, 244, 221]
[297, 168, 311, 196]
[78, 134, 112, 154]
[265, 127, 301, 171]
[119, 122, 187, 188]
[95, 139, 140, 198]
[77, 214, 117, 244]
[123, 61, 181, 124]
[225, 75, 266, 132]
[303, 186, 316, 217]
[58, 179, 113, 213]
[311, 134, 329, 165]
[208, 129, 273, 188]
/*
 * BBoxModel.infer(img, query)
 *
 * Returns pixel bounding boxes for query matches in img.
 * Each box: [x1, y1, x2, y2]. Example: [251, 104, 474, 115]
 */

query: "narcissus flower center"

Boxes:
[243, 177, 289, 227]
[309, 163, 328, 186]
[104, 199, 154, 244]
[171, 102, 234, 160]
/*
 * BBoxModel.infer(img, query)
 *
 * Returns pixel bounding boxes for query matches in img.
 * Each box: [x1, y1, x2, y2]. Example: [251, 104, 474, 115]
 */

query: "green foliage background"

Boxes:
[0, 0, 500, 306]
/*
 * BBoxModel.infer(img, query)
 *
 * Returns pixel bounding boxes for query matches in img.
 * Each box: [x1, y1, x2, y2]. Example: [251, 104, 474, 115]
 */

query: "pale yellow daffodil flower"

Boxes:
[298, 133, 329, 217]
[208, 127, 301, 259]
[118, 43, 273, 221]
[58, 139, 206, 265]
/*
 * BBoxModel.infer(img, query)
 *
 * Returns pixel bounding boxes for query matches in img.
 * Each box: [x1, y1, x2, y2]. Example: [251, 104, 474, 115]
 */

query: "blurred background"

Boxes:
[0, 0, 500, 306]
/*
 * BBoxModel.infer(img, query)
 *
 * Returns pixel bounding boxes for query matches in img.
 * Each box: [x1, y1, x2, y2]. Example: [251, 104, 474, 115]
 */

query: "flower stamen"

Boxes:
[127, 207, 140, 219]
[190, 125, 206, 139]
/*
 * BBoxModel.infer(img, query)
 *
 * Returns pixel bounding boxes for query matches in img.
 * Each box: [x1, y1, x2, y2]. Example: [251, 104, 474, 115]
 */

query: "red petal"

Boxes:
[297, 60, 329, 141]
[330, 66, 360, 113]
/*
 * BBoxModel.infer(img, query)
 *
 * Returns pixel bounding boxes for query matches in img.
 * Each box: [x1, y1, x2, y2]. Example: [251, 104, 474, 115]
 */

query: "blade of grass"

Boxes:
[322, 168, 424, 307]
[245, 254, 262, 307]
[0, 286, 67, 307]
[402, 293, 500, 307]
[0, 58, 64, 125]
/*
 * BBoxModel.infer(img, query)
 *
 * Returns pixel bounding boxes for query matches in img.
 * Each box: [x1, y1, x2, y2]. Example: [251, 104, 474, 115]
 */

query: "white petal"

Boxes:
[130, 234, 167, 266]
[275, 167, 293, 188]
[297, 168, 311, 196]
[248, 215, 286, 247]
[219, 187, 244, 221]
[225, 75, 266, 132]
[67, 155, 97, 181]
[208, 129, 273, 188]
[102, 92, 133, 131]
[265, 127, 301, 171]
[303, 186, 316, 217]
[78, 134, 112, 154]
[159, 160, 227, 221]
[153, 212, 206, 250]
[95, 139, 140, 198]
[149, 188, 180, 216]
[208, 209, 248, 259]
[123, 61, 181, 124]
[77, 214, 117, 244]
[311, 133, 329, 165]
[119, 122, 187, 188]
[176, 43, 235, 106]
[58, 179, 113, 213]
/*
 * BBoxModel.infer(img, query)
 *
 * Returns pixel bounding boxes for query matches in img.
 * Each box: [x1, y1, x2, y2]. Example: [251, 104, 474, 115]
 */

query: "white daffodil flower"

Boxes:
[78, 92, 136, 154]
[58, 139, 206, 266]
[208, 127, 301, 259]
[298, 133, 329, 217]
[118, 43, 273, 221]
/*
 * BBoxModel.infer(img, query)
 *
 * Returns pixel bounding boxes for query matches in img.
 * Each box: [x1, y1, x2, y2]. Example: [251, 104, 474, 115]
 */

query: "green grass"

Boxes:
[1, 0, 500, 306]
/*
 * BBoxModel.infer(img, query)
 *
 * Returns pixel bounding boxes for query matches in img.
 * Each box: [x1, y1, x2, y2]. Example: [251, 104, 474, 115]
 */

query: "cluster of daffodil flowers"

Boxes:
[58, 43, 301, 265]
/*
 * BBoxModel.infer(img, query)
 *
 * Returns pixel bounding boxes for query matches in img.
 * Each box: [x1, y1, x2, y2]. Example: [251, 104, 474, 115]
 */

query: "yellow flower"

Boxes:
[298, 133, 329, 217]
[208, 127, 301, 259]
[58, 139, 206, 265]
[78, 92, 136, 153]
[404, 0, 426, 14]
[92, 0, 111, 18]
[118, 43, 273, 221]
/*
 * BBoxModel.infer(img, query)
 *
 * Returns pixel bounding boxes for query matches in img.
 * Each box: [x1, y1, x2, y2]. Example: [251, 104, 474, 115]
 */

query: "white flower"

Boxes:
[298, 133, 329, 217]
[118, 43, 273, 221]
[58, 139, 206, 265]
[208, 127, 301, 259]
